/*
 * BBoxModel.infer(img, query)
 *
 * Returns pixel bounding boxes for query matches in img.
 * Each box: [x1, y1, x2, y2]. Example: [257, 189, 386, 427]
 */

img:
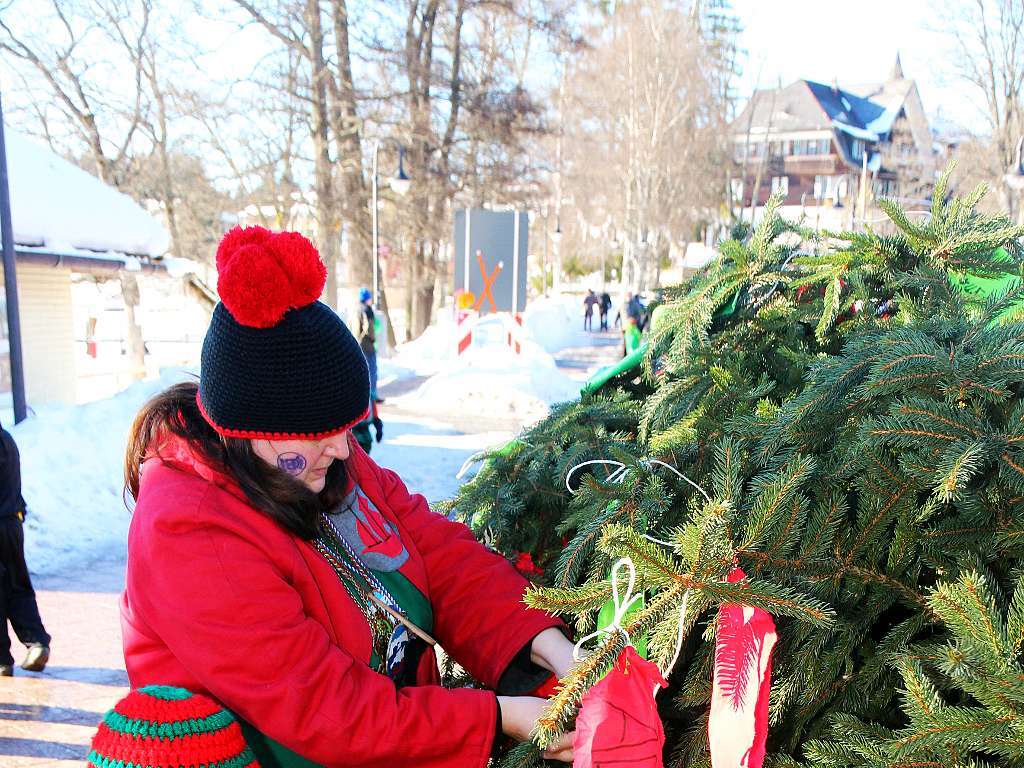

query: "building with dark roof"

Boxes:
[731, 56, 935, 226]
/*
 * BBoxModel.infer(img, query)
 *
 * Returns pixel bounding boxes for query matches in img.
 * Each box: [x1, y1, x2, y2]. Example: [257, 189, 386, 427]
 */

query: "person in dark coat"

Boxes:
[599, 292, 612, 331]
[626, 292, 646, 331]
[355, 288, 380, 402]
[583, 290, 598, 331]
[0, 423, 50, 676]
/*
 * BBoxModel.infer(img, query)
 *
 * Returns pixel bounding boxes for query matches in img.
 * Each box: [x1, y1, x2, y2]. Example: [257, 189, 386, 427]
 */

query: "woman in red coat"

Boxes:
[120, 227, 576, 767]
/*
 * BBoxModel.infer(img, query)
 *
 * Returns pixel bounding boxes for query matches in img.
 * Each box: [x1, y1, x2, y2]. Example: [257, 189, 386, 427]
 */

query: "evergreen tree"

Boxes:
[452, 177, 1024, 766]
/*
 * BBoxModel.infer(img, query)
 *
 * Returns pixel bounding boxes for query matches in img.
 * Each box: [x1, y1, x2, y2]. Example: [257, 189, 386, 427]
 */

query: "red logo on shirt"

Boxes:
[354, 492, 405, 560]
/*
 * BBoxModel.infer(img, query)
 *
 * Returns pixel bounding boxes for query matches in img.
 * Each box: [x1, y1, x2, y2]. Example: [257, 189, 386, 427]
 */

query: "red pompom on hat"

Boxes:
[215, 225, 327, 328]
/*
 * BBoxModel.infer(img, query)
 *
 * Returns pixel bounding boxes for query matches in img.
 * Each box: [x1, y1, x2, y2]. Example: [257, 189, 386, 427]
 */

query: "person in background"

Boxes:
[0, 422, 50, 677]
[622, 315, 643, 357]
[626, 291, 645, 332]
[599, 291, 612, 331]
[615, 291, 628, 329]
[356, 288, 379, 402]
[583, 289, 598, 332]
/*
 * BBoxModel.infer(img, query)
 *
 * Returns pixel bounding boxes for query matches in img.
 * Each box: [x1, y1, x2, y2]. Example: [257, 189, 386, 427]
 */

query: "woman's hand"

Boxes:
[496, 696, 574, 764]
[530, 627, 578, 680]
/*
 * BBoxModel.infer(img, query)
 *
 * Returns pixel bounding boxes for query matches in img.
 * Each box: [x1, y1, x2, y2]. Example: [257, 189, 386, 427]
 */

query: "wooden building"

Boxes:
[731, 56, 935, 225]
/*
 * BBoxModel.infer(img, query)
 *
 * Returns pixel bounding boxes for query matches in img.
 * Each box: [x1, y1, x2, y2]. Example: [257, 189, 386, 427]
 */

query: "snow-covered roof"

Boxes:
[833, 121, 880, 142]
[6, 128, 169, 258]
[841, 79, 914, 136]
[736, 77, 912, 145]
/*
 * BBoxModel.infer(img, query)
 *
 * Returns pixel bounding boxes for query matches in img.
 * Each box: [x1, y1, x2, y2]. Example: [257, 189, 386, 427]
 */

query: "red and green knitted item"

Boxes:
[88, 685, 259, 768]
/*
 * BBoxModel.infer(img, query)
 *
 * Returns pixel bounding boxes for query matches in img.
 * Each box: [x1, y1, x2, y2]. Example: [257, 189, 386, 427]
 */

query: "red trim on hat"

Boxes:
[196, 391, 369, 441]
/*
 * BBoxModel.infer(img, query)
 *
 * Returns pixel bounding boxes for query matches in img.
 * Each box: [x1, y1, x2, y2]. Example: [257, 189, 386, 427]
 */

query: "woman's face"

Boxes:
[250, 431, 351, 493]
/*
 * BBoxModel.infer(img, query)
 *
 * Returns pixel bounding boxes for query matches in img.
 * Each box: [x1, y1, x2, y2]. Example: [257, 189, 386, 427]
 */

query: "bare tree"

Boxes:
[0, 0, 149, 186]
[940, 0, 1024, 216]
[228, 0, 345, 308]
[0, 0, 217, 379]
[560, 0, 735, 291]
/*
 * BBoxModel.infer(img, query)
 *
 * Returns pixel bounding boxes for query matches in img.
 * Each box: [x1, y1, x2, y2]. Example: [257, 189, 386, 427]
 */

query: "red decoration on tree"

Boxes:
[573, 645, 667, 768]
[513, 551, 544, 577]
[708, 568, 777, 768]
[216, 226, 327, 328]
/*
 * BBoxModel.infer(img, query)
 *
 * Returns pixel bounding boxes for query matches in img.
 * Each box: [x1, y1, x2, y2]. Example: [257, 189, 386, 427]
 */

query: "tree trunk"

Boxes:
[328, 0, 372, 287]
[306, 0, 339, 309]
[120, 273, 146, 381]
[411, 242, 436, 337]
[404, 246, 415, 342]
[379, 287, 399, 350]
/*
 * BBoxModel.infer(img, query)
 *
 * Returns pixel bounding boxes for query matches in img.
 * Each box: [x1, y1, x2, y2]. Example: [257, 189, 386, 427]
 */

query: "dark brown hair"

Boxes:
[124, 380, 347, 539]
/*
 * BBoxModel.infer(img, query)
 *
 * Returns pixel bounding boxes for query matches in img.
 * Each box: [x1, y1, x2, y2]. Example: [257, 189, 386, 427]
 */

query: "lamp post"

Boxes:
[0, 90, 26, 423]
[551, 218, 562, 294]
[371, 139, 411, 309]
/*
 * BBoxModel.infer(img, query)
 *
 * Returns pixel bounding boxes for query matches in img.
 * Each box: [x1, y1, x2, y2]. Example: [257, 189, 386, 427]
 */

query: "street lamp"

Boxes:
[372, 140, 411, 309]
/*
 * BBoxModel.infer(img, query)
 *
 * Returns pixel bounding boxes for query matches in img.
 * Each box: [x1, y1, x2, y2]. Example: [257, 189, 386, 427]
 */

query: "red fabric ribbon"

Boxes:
[573, 645, 667, 768]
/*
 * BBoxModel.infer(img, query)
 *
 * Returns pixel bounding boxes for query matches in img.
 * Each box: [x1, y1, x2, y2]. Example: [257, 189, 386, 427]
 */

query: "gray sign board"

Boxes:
[453, 209, 528, 313]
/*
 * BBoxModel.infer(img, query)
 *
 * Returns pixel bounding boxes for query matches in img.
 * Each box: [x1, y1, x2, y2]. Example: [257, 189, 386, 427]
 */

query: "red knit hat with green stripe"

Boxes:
[87, 685, 259, 768]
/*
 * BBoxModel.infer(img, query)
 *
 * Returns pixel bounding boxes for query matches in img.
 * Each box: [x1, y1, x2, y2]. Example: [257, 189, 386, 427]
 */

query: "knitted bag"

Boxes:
[87, 685, 259, 768]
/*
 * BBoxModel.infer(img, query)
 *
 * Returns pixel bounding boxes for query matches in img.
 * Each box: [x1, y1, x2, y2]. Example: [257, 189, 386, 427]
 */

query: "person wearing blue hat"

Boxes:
[356, 287, 379, 402]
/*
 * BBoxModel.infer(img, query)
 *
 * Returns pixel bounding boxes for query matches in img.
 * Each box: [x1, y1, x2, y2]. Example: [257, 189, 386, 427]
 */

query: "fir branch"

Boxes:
[523, 581, 613, 618]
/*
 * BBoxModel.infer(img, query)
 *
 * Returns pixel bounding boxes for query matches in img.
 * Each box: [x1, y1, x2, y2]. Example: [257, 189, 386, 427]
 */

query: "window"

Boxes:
[813, 175, 844, 201]
[813, 138, 832, 155]
[793, 139, 806, 156]
[771, 175, 789, 196]
[851, 139, 864, 161]
[873, 179, 899, 198]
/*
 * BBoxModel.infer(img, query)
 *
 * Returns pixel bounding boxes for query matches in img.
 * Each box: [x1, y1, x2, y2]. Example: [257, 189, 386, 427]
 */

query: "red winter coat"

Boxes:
[120, 433, 562, 767]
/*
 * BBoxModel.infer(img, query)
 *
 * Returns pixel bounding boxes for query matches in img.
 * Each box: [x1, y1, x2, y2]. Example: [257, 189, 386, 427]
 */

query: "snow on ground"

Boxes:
[395, 340, 580, 422]
[379, 296, 593, 420]
[522, 295, 594, 353]
[13, 368, 196, 575]
[371, 413, 512, 505]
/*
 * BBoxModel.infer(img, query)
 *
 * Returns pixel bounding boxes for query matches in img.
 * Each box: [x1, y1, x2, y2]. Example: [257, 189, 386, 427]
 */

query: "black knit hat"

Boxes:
[198, 226, 369, 440]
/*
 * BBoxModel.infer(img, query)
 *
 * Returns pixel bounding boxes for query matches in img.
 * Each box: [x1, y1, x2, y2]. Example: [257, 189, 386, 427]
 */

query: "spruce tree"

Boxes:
[452, 176, 1024, 767]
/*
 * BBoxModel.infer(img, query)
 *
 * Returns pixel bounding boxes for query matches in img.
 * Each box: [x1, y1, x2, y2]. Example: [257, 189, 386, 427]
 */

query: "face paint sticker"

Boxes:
[277, 452, 308, 475]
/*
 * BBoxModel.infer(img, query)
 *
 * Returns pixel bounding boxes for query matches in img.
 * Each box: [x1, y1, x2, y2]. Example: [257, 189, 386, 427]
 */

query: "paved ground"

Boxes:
[552, 329, 621, 380]
[0, 328, 622, 765]
[1, 559, 127, 767]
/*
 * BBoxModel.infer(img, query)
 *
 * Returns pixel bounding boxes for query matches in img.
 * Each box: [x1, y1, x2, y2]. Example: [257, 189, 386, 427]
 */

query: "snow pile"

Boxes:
[7, 129, 169, 257]
[386, 316, 460, 377]
[522, 295, 588, 353]
[396, 333, 579, 421]
[372, 414, 513, 505]
[14, 368, 195, 574]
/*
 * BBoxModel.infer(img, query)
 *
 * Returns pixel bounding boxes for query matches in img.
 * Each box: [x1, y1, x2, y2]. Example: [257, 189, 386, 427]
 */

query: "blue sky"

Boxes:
[730, 0, 984, 132]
